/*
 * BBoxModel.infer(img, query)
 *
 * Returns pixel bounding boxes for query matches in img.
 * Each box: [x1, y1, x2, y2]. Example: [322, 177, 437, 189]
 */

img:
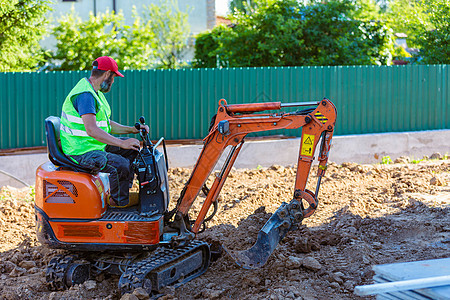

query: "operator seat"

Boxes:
[45, 116, 95, 174]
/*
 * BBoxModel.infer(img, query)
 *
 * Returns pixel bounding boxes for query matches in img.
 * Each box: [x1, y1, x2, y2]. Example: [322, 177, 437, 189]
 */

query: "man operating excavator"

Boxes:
[38, 68, 337, 293]
[59, 56, 148, 207]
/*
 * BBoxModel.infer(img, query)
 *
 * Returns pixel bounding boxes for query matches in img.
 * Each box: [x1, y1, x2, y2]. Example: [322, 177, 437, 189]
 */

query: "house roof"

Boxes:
[216, 15, 232, 26]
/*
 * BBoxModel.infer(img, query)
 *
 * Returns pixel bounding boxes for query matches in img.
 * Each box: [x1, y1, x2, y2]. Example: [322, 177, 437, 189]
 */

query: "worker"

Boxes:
[59, 56, 148, 207]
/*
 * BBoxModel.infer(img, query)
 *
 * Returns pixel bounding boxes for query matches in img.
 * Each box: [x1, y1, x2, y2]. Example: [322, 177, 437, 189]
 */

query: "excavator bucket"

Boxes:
[226, 201, 301, 269]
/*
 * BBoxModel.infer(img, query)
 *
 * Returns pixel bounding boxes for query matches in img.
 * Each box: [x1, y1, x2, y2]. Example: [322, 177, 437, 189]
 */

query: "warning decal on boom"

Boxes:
[301, 134, 315, 156]
[314, 112, 328, 124]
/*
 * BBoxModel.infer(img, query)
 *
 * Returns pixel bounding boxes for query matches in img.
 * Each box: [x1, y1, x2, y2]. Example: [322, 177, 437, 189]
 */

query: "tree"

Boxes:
[229, 0, 258, 14]
[194, 0, 394, 67]
[119, 7, 158, 70]
[193, 26, 227, 68]
[301, 1, 393, 66]
[380, 0, 450, 64]
[52, 9, 128, 71]
[383, 0, 429, 48]
[0, 0, 51, 72]
[142, 0, 191, 69]
[50, 0, 190, 70]
[415, 0, 450, 64]
[351, 0, 382, 21]
[195, 0, 307, 68]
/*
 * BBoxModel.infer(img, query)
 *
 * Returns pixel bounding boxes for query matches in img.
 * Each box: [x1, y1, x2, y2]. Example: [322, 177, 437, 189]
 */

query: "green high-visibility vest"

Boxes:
[60, 78, 112, 156]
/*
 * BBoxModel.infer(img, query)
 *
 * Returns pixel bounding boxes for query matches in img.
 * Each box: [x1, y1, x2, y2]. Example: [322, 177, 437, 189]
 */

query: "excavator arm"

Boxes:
[169, 98, 337, 268]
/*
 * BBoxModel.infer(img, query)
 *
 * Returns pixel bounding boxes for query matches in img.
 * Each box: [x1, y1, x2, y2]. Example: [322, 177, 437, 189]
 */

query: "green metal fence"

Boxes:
[0, 65, 448, 150]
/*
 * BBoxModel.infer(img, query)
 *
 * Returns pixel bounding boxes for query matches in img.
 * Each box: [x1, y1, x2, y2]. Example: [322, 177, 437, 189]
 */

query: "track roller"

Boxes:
[119, 240, 210, 296]
[46, 254, 90, 290]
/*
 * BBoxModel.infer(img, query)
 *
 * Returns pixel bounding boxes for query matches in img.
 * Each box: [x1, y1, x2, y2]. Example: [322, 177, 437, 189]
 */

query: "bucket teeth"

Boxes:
[226, 200, 304, 269]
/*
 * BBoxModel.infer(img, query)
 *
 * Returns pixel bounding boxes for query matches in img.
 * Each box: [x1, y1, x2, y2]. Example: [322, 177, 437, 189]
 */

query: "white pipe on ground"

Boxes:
[355, 275, 450, 296]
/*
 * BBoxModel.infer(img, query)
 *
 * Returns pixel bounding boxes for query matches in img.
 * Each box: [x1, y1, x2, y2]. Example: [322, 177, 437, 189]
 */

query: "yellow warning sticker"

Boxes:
[94, 179, 103, 193]
[301, 134, 315, 156]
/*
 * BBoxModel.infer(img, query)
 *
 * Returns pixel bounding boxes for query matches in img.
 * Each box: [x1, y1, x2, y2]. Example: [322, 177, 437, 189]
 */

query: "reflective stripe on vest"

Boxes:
[60, 123, 89, 137]
[61, 111, 108, 127]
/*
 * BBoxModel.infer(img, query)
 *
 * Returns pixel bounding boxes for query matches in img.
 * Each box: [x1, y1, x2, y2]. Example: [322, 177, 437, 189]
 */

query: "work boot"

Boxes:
[128, 191, 139, 206]
[108, 197, 120, 207]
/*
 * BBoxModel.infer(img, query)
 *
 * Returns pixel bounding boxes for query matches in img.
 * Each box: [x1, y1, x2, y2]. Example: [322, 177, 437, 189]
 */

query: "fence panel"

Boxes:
[0, 65, 448, 149]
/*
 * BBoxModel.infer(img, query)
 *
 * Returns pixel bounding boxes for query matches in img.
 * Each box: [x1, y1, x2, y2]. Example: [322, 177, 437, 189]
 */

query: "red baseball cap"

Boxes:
[95, 56, 124, 77]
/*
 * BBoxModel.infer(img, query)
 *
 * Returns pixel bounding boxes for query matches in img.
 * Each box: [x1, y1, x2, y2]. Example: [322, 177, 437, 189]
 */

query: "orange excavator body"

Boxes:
[35, 162, 162, 246]
[35, 98, 337, 294]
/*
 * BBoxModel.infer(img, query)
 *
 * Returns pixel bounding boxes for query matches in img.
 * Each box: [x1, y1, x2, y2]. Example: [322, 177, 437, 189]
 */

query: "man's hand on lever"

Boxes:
[120, 138, 140, 151]
[133, 124, 149, 134]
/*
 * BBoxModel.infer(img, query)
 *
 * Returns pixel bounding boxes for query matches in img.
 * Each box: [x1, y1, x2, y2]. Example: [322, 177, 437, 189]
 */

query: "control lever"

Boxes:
[135, 122, 144, 133]
[134, 121, 150, 182]
[135, 122, 148, 148]
[138, 116, 153, 147]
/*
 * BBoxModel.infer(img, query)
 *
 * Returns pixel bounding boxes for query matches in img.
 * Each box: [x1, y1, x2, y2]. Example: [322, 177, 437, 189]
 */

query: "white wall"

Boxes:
[2, 130, 449, 188]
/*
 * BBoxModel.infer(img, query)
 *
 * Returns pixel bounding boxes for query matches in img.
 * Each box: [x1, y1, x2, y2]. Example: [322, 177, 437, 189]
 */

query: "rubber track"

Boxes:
[119, 240, 209, 296]
[46, 254, 77, 290]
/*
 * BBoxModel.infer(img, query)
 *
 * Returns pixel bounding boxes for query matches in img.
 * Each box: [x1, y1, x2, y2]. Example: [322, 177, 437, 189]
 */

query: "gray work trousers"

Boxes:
[70, 141, 138, 206]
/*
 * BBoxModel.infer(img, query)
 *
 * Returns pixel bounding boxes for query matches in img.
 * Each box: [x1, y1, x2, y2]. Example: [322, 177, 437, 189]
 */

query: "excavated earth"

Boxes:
[0, 158, 449, 300]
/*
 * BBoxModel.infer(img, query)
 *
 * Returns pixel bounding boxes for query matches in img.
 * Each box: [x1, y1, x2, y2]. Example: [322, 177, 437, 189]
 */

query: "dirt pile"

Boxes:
[0, 159, 449, 299]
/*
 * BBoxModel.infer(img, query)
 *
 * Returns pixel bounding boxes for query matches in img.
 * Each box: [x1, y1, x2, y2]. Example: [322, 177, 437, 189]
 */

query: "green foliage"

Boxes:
[352, 0, 382, 21]
[120, 7, 157, 69]
[410, 158, 423, 164]
[143, 0, 191, 69]
[194, 26, 228, 68]
[381, 156, 393, 164]
[301, 1, 393, 66]
[194, 0, 394, 68]
[229, 0, 258, 14]
[51, 0, 190, 70]
[0, 0, 51, 72]
[52, 9, 127, 70]
[29, 185, 35, 199]
[415, 0, 450, 64]
[195, 0, 307, 67]
[379, 0, 450, 64]
[383, 0, 429, 48]
[392, 45, 411, 61]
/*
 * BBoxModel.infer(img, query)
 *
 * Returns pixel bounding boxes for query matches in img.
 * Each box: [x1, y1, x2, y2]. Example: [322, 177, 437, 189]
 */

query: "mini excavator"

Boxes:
[35, 98, 336, 296]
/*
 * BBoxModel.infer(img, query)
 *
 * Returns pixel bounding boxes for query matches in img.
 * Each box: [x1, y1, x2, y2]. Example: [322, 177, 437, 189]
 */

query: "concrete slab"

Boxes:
[332, 129, 450, 164]
[372, 258, 450, 300]
[0, 129, 449, 188]
[0, 153, 48, 188]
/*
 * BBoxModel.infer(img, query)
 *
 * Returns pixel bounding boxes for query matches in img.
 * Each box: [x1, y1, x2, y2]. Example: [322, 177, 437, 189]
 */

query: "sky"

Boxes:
[216, 0, 231, 16]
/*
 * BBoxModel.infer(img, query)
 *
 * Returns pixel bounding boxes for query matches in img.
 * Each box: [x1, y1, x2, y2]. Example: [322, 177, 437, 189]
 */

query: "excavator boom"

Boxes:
[171, 98, 337, 267]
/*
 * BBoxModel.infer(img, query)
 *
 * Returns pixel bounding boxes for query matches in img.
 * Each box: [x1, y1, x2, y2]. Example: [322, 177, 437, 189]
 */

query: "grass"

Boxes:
[380, 152, 449, 165]
[381, 156, 393, 164]
[0, 185, 35, 202]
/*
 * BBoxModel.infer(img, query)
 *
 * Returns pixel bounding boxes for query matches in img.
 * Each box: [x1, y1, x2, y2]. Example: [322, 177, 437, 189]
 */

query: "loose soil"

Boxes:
[0, 159, 449, 300]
